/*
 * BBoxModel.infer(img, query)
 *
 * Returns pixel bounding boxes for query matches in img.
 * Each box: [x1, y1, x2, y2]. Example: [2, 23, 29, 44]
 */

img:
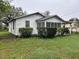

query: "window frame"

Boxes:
[25, 21, 30, 27]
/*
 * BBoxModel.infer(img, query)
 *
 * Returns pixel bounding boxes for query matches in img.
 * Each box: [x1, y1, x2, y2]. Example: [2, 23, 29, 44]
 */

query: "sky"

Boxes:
[11, 0, 79, 20]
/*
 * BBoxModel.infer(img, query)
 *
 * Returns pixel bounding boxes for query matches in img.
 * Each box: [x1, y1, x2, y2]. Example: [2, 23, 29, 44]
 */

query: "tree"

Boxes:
[2, 6, 27, 26]
[0, 0, 26, 27]
[9, 6, 26, 17]
[0, 0, 11, 19]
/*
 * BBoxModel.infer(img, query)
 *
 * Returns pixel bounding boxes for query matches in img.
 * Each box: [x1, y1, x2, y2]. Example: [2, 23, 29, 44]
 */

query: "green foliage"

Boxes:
[19, 28, 33, 37]
[0, 26, 8, 31]
[0, 0, 11, 18]
[0, 25, 2, 29]
[38, 27, 57, 37]
[64, 28, 70, 34]
[57, 28, 70, 36]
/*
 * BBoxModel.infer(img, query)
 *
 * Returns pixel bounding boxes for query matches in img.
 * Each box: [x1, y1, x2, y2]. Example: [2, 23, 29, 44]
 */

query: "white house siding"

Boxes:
[9, 22, 11, 32]
[65, 23, 79, 33]
[9, 22, 13, 33]
[9, 20, 16, 35]
[14, 14, 43, 36]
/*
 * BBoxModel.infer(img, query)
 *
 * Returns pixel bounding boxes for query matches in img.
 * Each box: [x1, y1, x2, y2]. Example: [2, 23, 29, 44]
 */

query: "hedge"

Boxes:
[37, 27, 57, 37]
[19, 28, 33, 37]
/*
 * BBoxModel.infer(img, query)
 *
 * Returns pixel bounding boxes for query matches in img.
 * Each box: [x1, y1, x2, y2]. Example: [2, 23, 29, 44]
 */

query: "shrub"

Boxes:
[0, 25, 3, 31]
[19, 28, 33, 37]
[64, 28, 70, 34]
[37, 27, 57, 37]
[47, 28, 57, 37]
[37, 27, 47, 37]
[60, 28, 64, 36]
[0, 26, 8, 31]
[57, 28, 70, 36]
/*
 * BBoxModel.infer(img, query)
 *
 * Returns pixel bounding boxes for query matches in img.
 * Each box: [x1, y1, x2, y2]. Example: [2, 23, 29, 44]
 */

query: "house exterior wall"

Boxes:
[9, 21, 16, 35]
[71, 22, 79, 32]
[65, 22, 79, 32]
[9, 22, 11, 33]
[9, 14, 43, 36]
[65, 24, 70, 28]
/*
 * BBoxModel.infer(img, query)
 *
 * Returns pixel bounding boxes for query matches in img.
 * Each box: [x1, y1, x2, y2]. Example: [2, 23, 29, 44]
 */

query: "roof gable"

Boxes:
[36, 15, 66, 22]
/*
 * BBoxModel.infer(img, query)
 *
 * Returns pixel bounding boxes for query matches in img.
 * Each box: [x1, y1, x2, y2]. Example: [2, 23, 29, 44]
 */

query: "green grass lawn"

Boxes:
[0, 31, 10, 37]
[0, 31, 16, 39]
[0, 31, 79, 59]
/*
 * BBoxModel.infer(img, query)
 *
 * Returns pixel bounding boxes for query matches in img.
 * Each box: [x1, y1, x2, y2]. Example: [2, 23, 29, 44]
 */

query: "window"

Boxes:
[37, 22, 45, 28]
[46, 22, 51, 28]
[25, 21, 30, 27]
[54, 23, 61, 28]
[41, 22, 45, 27]
[37, 22, 41, 28]
[51, 23, 55, 28]
[46, 22, 61, 28]
[58, 23, 61, 28]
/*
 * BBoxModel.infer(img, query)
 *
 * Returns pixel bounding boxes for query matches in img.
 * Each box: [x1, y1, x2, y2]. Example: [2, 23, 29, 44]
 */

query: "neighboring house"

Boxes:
[8, 12, 67, 36]
[65, 18, 79, 32]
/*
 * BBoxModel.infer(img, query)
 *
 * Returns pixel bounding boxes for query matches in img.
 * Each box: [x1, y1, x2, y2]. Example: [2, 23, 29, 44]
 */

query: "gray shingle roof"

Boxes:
[9, 12, 45, 22]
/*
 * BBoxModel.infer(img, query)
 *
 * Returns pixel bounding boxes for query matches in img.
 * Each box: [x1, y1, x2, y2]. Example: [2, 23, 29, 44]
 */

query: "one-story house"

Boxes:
[8, 12, 68, 36]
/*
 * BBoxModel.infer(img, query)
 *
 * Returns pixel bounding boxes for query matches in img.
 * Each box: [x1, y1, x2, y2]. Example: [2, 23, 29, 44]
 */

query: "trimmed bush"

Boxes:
[37, 27, 57, 37]
[19, 28, 33, 37]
